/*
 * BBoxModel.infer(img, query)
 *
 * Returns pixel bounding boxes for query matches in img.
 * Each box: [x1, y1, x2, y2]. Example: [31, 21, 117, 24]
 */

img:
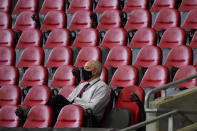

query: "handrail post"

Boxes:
[168, 116, 174, 131]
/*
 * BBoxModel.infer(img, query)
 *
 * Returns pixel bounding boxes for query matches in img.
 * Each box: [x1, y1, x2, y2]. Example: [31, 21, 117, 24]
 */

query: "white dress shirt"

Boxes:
[67, 77, 111, 121]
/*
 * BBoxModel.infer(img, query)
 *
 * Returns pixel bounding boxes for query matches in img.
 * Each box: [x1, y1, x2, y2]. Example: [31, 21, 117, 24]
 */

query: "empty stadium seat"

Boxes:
[104, 46, 131, 68]
[179, 0, 197, 11]
[100, 27, 127, 50]
[0, 12, 11, 29]
[74, 47, 101, 67]
[158, 27, 186, 48]
[115, 86, 144, 124]
[0, 0, 11, 12]
[17, 47, 44, 68]
[97, 9, 121, 30]
[16, 29, 42, 49]
[182, 9, 197, 30]
[71, 28, 98, 48]
[164, 45, 192, 68]
[150, 0, 176, 12]
[20, 65, 47, 87]
[54, 104, 83, 128]
[173, 65, 197, 88]
[0, 47, 14, 66]
[153, 8, 180, 30]
[40, 11, 66, 31]
[100, 67, 108, 83]
[50, 65, 75, 88]
[23, 104, 52, 128]
[134, 45, 162, 68]
[109, 65, 138, 87]
[190, 31, 197, 48]
[94, 0, 119, 13]
[39, 0, 65, 14]
[0, 85, 20, 107]
[58, 86, 76, 98]
[44, 28, 69, 49]
[0, 105, 20, 127]
[124, 9, 151, 30]
[67, 0, 92, 14]
[13, 11, 36, 32]
[12, 0, 38, 14]
[0, 65, 18, 85]
[123, 0, 148, 12]
[68, 10, 92, 30]
[46, 47, 72, 67]
[0, 29, 14, 47]
[140, 65, 169, 88]
[129, 27, 156, 48]
[21, 85, 50, 108]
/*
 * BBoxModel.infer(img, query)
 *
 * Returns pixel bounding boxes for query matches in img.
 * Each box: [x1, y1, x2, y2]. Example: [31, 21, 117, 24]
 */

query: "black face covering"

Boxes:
[82, 68, 92, 81]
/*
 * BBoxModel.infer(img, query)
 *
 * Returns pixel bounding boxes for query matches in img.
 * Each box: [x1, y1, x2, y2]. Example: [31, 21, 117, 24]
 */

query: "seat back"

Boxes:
[134, 45, 161, 68]
[0, 0, 11, 12]
[123, 0, 148, 12]
[0, 85, 20, 107]
[182, 9, 197, 30]
[59, 86, 76, 98]
[190, 31, 197, 48]
[110, 65, 138, 87]
[179, 0, 197, 11]
[54, 104, 84, 128]
[67, 0, 92, 13]
[94, 0, 119, 13]
[100, 67, 108, 83]
[17, 47, 44, 67]
[164, 45, 192, 68]
[0, 47, 14, 66]
[0, 105, 20, 127]
[100, 27, 127, 50]
[0, 12, 10, 29]
[23, 104, 52, 128]
[150, 0, 176, 12]
[124, 9, 150, 30]
[20, 65, 47, 87]
[0, 29, 14, 47]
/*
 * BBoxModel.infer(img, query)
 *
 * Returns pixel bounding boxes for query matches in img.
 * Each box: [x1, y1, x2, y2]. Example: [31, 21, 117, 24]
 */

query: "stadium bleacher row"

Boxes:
[1, 0, 197, 129]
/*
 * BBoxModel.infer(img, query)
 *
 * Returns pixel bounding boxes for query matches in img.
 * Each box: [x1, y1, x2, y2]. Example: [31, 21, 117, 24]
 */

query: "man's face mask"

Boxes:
[82, 67, 92, 81]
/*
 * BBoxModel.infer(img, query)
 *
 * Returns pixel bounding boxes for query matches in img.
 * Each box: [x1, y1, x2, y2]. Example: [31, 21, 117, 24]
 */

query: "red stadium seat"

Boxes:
[16, 29, 42, 49]
[44, 28, 69, 49]
[0, 0, 11, 12]
[23, 104, 52, 128]
[124, 9, 151, 30]
[0, 12, 11, 29]
[0, 85, 20, 107]
[173, 65, 197, 88]
[140, 65, 169, 88]
[158, 27, 186, 48]
[104, 46, 131, 68]
[182, 9, 197, 30]
[115, 86, 144, 124]
[100, 67, 108, 83]
[134, 45, 161, 68]
[39, 0, 65, 14]
[0, 105, 20, 127]
[164, 45, 192, 68]
[0, 47, 14, 66]
[100, 27, 127, 50]
[97, 9, 121, 30]
[20, 65, 48, 87]
[54, 104, 84, 128]
[129, 27, 156, 48]
[17, 47, 44, 68]
[71, 28, 98, 48]
[123, 0, 148, 12]
[13, 11, 36, 32]
[46, 47, 72, 67]
[58, 86, 76, 98]
[109, 65, 138, 87]
[50, 65, 75, 88]
[40, 11, 66, 31]
[68, 10, 92, 30]
[0, 66, 18, 86]
[94, 0, 119, 13]
[67, 0, 92, 14]
[12, 0, 38, 14]
[153, 8, 180, 30]
[179, 0, 197, 11]
[0, 29, 14, 47]
[190, 31, 197, 48]
[150, 0, 176, 12]
[74, 47, 101, 67]
[21, 85, 50, 108]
